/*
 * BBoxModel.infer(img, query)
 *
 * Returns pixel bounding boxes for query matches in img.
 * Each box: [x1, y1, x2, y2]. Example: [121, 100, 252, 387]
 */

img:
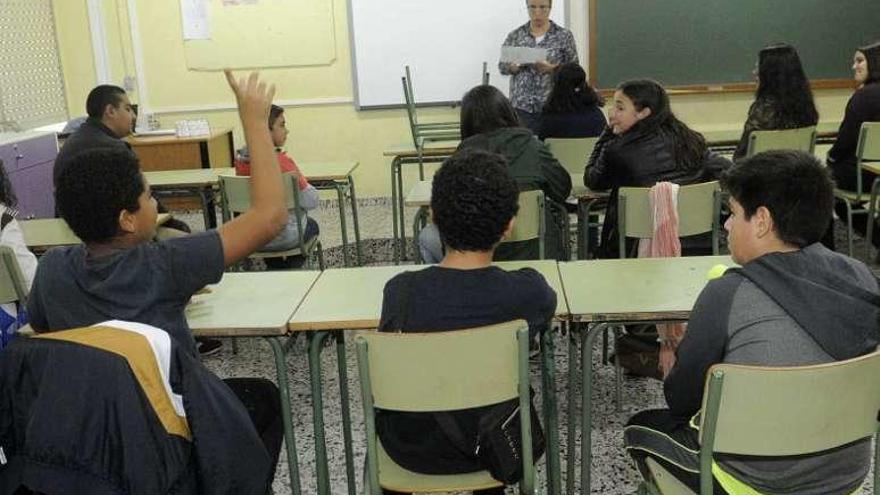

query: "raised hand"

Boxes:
[224, 70, 276, 126]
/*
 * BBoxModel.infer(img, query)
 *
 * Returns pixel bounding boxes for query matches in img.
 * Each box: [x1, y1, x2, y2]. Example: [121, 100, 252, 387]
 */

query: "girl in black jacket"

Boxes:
[584, 79, 729, 258]
[538, 63, 607, 140]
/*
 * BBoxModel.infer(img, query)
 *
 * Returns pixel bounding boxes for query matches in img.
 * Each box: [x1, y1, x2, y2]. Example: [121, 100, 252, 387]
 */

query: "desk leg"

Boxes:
[867, 177, 880, 260]
[265, 336, 302, 495]
[391, 156, 401, 263]
[580, 322, 609, 495]
[565, 323, 580, 495]
[199, 188, 217, 229]
[347, 176, 363, 265]
[397, 160, 407, 261]
[308, 332, 333, 495]
[334, 331, 357, 495]
[334, 184, 351, 267]
[541, 325, 561, 495]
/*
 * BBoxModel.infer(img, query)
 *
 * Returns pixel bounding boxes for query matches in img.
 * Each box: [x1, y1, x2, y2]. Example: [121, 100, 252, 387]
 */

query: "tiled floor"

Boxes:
[177, 197, 875, 494]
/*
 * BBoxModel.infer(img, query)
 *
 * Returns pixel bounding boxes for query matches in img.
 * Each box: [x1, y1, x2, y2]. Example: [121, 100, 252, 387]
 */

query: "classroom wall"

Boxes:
[51, 0, 852, 198]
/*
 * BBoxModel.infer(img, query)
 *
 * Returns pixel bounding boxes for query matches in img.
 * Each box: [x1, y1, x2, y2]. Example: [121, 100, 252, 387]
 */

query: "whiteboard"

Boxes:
[347, 0, 567, 109]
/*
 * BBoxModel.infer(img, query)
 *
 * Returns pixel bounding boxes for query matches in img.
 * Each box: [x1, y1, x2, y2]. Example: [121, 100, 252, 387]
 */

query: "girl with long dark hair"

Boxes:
[538, 62, 606, 140]
[733, 43, 819, 161]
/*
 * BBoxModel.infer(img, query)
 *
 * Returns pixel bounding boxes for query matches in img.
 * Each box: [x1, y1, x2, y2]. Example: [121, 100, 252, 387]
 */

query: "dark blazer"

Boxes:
[538, 106, 607, 141]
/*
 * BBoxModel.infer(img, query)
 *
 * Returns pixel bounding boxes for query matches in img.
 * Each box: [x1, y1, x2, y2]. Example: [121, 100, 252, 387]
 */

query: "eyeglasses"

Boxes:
[527, 5, 551, 11]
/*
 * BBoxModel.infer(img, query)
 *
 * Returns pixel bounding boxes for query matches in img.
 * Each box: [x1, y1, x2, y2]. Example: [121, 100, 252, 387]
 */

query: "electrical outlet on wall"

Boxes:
[123, 75, 136, 92]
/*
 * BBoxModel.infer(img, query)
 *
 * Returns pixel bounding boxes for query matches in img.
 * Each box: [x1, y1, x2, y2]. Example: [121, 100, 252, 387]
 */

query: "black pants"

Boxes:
[515, 108, 542, 136]
[224, 378, 284, 483]
[623, 409, 728, 494]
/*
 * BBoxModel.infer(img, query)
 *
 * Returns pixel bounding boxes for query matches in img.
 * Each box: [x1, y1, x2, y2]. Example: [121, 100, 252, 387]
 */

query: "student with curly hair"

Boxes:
[24, 71, 287, 491]
[732, 43, 819, 162]
[538, 62, 606, 140]
[418, 85, 572, 263]
[379, 148, 555, 494]
[585, 79, 731, 258]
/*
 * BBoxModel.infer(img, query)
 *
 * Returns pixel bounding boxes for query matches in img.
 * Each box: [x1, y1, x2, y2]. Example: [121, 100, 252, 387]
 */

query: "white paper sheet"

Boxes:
[500, 45, 548, 64]
[180, 0, 211, 40]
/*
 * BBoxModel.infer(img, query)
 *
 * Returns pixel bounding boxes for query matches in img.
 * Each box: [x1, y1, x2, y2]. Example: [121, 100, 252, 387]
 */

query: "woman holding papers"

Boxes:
[499, 0, 577, 133]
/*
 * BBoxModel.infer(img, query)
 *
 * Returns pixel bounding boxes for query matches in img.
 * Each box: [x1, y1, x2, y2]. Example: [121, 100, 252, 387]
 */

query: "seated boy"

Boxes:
[377, 148, 556, 494]
[25, 71, 289, 490]
[624, 150, 880, 494]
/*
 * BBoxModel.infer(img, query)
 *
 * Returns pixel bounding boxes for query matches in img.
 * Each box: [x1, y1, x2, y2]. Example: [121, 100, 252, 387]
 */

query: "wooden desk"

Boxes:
[186, 270, 321, 495]
[558, 255, 733, 494]
[288, 260, 567, 494]
[21, 214, 171, 252]
[384, 141, 460, 263]
[127, 128, 234, 171]
[128, 129, 234, 211]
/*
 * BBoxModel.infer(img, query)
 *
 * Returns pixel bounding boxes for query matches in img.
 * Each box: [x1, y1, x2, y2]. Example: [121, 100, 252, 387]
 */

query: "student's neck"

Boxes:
[438, 249, 494, 270]
[86, 236, 143, 257]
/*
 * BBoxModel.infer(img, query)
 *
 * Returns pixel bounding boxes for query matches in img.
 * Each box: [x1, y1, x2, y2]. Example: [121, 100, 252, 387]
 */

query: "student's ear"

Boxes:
[501, 217, 516, 240]
[118, 208, 137, 234]
[753, 206, 774, 239]
[636, 106, 652, 121]
[104, 103, 117, 119]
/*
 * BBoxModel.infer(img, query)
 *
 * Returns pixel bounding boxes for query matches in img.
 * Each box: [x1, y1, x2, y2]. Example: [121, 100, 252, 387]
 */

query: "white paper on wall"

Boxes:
[180, 0, 211, 40]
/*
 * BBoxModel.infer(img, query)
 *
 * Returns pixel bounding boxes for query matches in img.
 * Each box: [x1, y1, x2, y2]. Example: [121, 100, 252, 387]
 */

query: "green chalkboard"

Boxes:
[592, 0, 880, 89]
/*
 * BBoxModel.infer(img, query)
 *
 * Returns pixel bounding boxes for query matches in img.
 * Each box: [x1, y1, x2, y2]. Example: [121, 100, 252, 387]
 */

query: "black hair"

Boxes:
[460, 85, 521, 139]
[543, 63, 603, 114]
[56, 148, 144, 243]
[618, 79, 708, 173]
[858, 40, 880, 85]
[86, 85, 127, 119]
[721, 150, 833, 247]
[431, 148, 520, 252]
[0, 162, 16, 209]
[753, 43, 819, 128]
[269, 104, 284, 130]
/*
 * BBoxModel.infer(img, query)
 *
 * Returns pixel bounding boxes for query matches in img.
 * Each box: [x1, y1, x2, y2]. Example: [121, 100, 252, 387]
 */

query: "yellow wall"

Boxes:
[51, 0, 852, 198]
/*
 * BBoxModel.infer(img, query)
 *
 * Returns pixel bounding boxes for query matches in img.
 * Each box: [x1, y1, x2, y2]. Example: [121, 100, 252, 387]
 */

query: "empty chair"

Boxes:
[835, 122, 880, 257]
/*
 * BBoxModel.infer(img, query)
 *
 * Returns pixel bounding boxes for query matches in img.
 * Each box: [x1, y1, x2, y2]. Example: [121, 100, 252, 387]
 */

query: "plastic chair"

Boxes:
[617, 181, 721, 259]
[0, 245, 28, 306]
[837, 122, 880, 258]
[545, 137, 600, 176]
[356, 320, 538, 494]
[506, 189, 547, 260]
[402, 66, 460, 177]
[546, 137, 605, 258]
[745, 125, 817, 158]
[640, 350, 880, 494]
[218, 173, 324, 270]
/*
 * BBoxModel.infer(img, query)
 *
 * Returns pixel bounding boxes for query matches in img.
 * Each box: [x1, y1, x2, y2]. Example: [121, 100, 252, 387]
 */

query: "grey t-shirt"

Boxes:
[27, 231, 224, 356]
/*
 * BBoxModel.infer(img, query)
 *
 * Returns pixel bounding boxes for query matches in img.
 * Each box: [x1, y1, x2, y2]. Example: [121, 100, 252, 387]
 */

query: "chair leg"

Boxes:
[867, 179, 880, 260]
[845, 201, 855, 257]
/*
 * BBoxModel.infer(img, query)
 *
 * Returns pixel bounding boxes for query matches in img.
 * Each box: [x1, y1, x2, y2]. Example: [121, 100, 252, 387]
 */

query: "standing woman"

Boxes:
[538, 62, 607, 140]
[585, 79, 730, 259]
[499, 0, 578, 134]
[828, 41, 880, 193]
[733, 43, 819, 162]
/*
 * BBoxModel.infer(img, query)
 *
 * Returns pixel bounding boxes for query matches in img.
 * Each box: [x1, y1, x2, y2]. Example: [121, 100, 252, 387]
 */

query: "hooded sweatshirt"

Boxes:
[457, 127, 572, 260]
[664, 243, 879, 494]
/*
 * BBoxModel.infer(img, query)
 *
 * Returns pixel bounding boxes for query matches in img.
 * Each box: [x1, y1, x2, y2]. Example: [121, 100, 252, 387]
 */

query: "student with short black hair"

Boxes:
[27, 71, 288, 490]
[624, 150, 879, 494]
[379, 148, 555, 495]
